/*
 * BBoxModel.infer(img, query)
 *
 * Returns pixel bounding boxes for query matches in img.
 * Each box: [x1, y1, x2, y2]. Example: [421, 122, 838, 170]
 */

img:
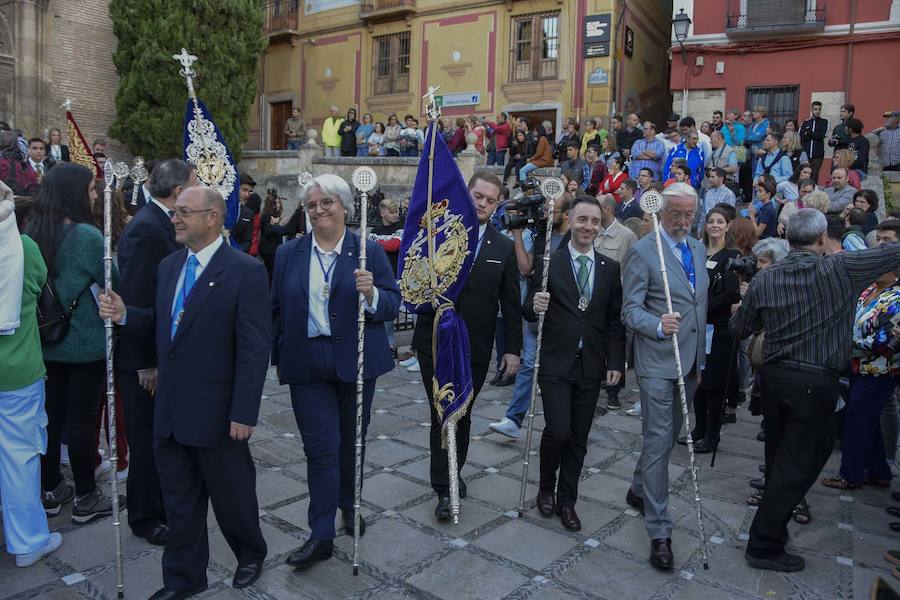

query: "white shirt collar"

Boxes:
[599, 220, 619, 237]
[312, 230, 346, 255]
[149, 197, 170, 218]
[28, 158, 41, 169]
[659, 226, 686, 251]
[568, 240, 594, 261]
[187, 235, 224, 268]
[478, 223, 488, 239]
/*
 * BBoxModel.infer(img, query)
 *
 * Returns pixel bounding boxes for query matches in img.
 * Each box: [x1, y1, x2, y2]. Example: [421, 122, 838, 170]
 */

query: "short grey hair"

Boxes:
[752, 237, 790, 263]
[597, 193, 617, 211]
[300, 174, 354, 220]
[662, 181, 698, 204]
[786, 208, 828, 246]
[149, 159, 193, 199]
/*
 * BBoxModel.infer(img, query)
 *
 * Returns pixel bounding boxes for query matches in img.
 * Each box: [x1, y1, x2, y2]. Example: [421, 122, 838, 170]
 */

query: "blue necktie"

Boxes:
[676, 241, 695, 290]
[171, 255, 199, 339]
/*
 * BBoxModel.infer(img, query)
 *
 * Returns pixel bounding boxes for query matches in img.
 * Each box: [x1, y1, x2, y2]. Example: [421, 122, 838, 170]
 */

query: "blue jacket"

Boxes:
[122, 242, 271, 447]
[663, 143, 706, 188]
[271, 230, 400, 384]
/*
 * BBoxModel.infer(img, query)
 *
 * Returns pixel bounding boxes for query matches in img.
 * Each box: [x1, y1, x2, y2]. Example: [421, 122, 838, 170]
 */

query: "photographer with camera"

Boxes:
[822, 220, 900, 492]
[731, 209, 900, 572]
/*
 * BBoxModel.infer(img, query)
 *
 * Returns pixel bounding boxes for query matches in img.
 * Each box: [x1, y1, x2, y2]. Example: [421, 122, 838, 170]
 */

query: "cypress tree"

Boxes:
[109, 0, 265, 161]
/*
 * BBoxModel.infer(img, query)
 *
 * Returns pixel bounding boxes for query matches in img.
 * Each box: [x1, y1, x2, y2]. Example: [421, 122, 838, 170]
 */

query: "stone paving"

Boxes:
[3, 339, 900, 599]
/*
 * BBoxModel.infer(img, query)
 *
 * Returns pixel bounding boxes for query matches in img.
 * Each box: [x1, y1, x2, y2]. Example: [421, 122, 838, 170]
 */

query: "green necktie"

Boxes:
[576, 254, 591, 299]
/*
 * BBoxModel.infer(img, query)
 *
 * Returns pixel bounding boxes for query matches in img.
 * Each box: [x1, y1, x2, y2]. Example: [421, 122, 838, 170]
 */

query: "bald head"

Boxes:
[173, 185, 225, 251]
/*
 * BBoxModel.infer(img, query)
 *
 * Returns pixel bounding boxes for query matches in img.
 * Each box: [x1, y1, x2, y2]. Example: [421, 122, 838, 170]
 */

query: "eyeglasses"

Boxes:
[168, 207, 213, 219]
[305, 197, 337, 213]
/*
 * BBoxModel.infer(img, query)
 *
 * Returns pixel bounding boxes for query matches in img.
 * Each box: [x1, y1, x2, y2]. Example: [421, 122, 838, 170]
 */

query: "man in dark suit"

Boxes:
[525, 196, 626, 531]
[615, 178, 644, 222]
[100, 186, 270, 599]
[231, 172, 256, 252]
[412, 172, 522, 521]
[115, 159, 194, 546]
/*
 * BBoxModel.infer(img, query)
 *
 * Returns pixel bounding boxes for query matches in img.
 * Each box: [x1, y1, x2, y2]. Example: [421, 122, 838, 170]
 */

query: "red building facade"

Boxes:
[669, 0, 900, 137]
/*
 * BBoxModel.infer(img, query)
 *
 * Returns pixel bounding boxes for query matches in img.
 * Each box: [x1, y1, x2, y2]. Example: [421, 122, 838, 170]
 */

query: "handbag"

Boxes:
[36, 280, 86, 344]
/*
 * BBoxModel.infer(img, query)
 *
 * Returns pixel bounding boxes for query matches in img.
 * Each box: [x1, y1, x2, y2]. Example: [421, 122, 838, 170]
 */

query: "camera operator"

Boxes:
[731, 209, 900, 573]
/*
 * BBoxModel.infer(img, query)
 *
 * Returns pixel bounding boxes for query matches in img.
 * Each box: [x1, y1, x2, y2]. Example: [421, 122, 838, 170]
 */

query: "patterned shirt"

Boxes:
[731, 245, 900, 372]
[852, 283, 900, 376]
[879, 127, 900, 168]
[630, 138, 667, 181]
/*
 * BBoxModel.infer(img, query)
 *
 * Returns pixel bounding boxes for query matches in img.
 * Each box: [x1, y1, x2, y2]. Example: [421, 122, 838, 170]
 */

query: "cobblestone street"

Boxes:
[2, 340, 899, 599]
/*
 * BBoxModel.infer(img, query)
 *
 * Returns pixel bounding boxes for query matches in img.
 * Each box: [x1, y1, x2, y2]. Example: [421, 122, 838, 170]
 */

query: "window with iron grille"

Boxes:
[745, 0, 807, 28]
[510, 12, 559, 83]
[372, 32, 410, 96]
[745, 86, 799, 129]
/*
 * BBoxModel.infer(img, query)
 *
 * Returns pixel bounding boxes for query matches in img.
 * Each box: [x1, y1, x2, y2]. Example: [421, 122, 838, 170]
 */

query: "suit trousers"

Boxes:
[538, 354, 603, 507]
[421, 355, 489, 494]
[747, 363, 838, 558]
[630, 370, 697, 540]
[117, 368, 165, 537]
[154, 436, 266, 592]
[289, 337, 374, 540]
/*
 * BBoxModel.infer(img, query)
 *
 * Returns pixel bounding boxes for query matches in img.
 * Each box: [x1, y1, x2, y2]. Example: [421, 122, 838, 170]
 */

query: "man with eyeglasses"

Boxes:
[621, 183, 709, 570]
[100, 185, 271, 597]
[114, 159, 196, 550]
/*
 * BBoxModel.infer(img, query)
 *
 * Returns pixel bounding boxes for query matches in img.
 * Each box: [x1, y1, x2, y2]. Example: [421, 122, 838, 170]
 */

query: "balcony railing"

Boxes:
[264, 0, 300, 36]
[726, 4, 825, 36]
[359, 0, 417, 24]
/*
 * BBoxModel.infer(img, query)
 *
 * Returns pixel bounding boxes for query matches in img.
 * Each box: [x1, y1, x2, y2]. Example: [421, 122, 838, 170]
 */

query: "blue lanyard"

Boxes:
[314, 248, 337, 284]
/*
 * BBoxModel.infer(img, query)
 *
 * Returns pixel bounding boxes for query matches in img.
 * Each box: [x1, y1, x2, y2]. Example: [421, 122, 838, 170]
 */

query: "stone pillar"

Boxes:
[11, 0, 48, 134]
[456, 154, 479, 186]
[299, 129, 322, 175]
[863, 132, 886, 220]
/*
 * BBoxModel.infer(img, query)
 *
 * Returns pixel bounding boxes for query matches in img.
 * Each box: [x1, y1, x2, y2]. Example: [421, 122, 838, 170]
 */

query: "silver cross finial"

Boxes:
[422, 85, 442, 122]
[422, 85, 441, 103]
[60, 98, 72, 111]
[173, 48, 197, 70]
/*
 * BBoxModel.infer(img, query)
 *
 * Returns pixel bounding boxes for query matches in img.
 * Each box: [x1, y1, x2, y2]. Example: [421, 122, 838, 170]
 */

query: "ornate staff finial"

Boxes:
[61, 98, 73, 111]
[130, 157, 149, 206]
[422, 85, 442, 123]
[173, 48, 199, 101]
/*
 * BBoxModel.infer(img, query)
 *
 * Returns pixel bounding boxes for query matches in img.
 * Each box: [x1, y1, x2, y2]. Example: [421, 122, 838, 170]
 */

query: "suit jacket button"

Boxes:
[691, 328, 697, 333]
[335, 336, 342, 342]
[330, 313, 337, 319]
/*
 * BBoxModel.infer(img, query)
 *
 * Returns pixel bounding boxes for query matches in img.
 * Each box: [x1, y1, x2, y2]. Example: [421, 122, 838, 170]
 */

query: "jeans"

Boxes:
[0, 378, 50, 554]
[42, 361, 105, 496]
[840, 374, 897, 485]
[357, 146, 369, 157]
[882, 388, 899, 462]
[287, 139, 302, 150]
[519, 162, 538, 182]
[324, 145, 340, 157]
[507, 323, 537, 426]
[487, 150, 507, 166]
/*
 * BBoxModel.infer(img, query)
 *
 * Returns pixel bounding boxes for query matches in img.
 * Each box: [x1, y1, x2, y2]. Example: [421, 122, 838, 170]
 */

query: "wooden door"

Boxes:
[270, 101, 292, 150]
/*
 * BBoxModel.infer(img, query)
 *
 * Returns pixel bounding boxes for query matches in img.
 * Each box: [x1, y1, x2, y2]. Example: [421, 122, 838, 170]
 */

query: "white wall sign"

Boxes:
[435, 92, 481, 107]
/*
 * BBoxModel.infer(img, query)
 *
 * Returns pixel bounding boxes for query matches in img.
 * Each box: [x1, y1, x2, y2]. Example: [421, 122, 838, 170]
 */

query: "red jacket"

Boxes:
[486, 121, 513, 151]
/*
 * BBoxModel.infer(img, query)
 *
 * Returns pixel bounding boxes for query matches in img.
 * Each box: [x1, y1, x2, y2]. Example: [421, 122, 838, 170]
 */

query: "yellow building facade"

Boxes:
[247, 0, 673, 151]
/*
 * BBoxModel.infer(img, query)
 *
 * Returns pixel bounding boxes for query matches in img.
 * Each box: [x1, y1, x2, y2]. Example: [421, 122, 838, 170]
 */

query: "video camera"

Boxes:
[725, 255, 757, 278]
[500, 177, 548, 231]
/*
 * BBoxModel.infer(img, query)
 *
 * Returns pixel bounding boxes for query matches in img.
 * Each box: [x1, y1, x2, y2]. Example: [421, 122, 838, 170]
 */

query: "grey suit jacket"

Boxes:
[622, 232, 709, 379]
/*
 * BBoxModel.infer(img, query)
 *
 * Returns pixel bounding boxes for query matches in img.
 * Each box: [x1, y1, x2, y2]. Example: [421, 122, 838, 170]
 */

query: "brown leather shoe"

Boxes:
[559, 506, 582, 531]
[536, 490, 556, 517]
[649, 538, 673, 569]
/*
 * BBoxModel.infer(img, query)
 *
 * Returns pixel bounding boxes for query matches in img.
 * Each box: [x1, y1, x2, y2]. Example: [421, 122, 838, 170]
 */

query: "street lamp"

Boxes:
[672, 8, 692, 65]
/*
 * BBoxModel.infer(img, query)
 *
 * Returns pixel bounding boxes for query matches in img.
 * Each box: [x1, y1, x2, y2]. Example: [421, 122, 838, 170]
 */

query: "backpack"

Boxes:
[761, 151, 787, 176]
[36, 280, 84, 344]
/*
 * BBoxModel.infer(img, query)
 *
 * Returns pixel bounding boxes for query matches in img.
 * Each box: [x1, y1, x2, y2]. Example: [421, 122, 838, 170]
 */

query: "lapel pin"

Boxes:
[208, 282, 214, 287]
[600, 261, 605, 266]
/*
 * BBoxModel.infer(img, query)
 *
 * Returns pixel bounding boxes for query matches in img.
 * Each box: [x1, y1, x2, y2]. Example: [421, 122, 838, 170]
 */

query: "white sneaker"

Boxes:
[626, 401, 642, 417]
[16, 533, 63, 567]
[488, 417, 521, 439]
[116, 466, 129, 482]
[406, 358, 421, 372]
[95, 459, 112, 478]
[399, 355, 418, 368]
[60, 444, 70, 466]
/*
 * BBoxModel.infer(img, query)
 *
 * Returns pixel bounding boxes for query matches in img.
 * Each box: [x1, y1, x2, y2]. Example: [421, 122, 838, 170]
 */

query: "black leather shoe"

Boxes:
[649, 538, 674, 569]
[232, 560, 263, 589]
[489, 373, 503, 386]
[757, 430, 766, 442]
[434, 493, 451, 521]
[148, 586, 207, 600]
[893, 491, 900, 503]
[750, 477, 766, 491]
[286, 539, 333, 568]
[495, 375, 515, 387]
[559, 506, 581, 531]
[144, 524, 170, 546]
[626, 488, 645, 516]
[723, 412, 737, 424]
[536, 490, 556, 517]
[744, 550, 805, 572]
[694, 439, 718, 454]
[890, 522, 900, 533]
[887, 506, 900, 518]
[342, 510, 366, 537]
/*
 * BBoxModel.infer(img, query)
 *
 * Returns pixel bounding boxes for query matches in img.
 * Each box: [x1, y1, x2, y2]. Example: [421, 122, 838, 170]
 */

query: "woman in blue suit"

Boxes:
[271, 174, 400, 570]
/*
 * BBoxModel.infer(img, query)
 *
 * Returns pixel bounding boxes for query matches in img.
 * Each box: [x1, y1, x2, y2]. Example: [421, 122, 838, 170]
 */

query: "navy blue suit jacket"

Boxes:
[615, 198, 644, 222]
[116, 201, 180, 372]
[123, 242, 271, 448]
[271, 230, 400, 384]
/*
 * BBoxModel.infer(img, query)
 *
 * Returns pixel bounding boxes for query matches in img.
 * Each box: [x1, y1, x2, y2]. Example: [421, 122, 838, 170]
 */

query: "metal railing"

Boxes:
[264, 0, 299, 35]
[726, 5, 825, 30]
[360, 0, 416, 15]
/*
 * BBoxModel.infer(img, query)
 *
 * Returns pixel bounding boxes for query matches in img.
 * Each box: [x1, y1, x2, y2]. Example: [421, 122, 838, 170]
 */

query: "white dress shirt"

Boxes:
[567, 241, 594, 298]
[170, 235, 224, 317]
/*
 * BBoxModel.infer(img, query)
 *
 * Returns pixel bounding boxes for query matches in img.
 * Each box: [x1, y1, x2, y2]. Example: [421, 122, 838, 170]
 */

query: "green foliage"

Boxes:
[884, 175, 895, 214]
[108, 0, 266, 162]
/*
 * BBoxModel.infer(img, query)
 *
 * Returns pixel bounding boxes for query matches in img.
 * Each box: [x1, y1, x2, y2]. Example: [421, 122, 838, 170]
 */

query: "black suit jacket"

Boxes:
[122, 242, 271, 447]
[524, 247, 625, 379]
[231, 204, 255, 252]
[116, 201, 181, 372]
[616, 199, 643, 222]
[412, 224, 523, 364]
